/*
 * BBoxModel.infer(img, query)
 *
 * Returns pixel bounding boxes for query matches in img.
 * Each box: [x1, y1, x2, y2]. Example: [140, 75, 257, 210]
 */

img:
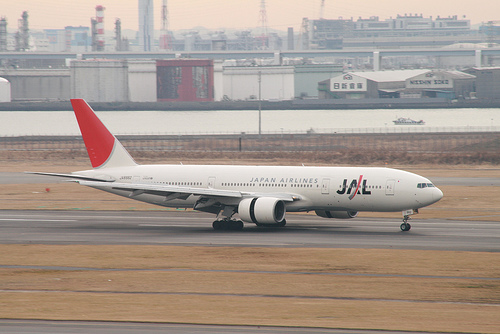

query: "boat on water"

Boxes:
[393, 117, 425, 125]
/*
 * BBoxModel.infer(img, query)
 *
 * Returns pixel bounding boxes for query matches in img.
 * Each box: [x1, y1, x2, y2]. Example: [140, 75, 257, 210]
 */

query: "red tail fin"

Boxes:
[71, 99, 136, 169]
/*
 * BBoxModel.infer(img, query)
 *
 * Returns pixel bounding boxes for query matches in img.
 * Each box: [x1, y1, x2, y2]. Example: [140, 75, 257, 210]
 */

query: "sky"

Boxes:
[1, 0, 500, 32]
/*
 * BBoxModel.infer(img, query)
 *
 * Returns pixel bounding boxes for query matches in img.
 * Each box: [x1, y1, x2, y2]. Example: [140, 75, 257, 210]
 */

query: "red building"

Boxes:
[157, 59, 214, 102]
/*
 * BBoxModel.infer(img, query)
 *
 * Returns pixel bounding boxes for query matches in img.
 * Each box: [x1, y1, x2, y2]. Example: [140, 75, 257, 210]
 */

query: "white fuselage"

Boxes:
[78, 164, 443, 213]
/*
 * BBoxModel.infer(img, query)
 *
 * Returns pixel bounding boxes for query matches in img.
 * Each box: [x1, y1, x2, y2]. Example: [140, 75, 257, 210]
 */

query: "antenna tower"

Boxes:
[258, 0, 269, 49]
[159, 0, 171, 50]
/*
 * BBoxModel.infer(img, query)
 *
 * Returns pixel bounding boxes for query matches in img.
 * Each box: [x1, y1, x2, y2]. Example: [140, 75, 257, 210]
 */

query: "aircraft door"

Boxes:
[208, 177, 216, 188]
[386, 179, 395, 196]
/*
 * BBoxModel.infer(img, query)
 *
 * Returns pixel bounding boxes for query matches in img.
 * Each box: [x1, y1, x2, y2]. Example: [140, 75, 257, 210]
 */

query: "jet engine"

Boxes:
[238, 197, 286, 225]
[315, 210, 358, 219]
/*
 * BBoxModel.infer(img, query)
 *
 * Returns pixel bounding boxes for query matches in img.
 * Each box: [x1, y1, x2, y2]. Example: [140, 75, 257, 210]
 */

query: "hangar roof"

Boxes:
[442, 71, 476, 80]
[349, 69, 430, 82]
[468, 67, 500, 71]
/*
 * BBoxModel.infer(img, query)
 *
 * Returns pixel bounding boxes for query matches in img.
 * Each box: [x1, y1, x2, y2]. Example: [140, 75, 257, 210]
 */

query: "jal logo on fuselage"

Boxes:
[337, 175, 371, 200]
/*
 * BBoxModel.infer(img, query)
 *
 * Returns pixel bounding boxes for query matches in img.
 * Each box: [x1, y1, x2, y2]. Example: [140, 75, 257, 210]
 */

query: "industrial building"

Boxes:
[222, 63, 342, 101]
[128, 60, 157, 102]
[352, 14, 470, 37]
[464, 67, 500, 99]
[0, 58, 342, 102]
[305, 14, 474, 49]
[0, 68, 69, 101]
[44, 26, 90, 52]
[157, 59, 214, 102]
[319, 70, 476, 100]
[404, 70, 476, 99]
[0, 77, 11, 102]
[0, 59, 213, 103]
[70, 60, 128, 102]
[223, 66, 294, 101]
[0, 61, 483, 103]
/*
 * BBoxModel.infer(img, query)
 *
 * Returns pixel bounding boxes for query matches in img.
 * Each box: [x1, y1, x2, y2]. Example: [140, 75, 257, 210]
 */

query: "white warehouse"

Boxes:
[222, 64, 342, 101]
[223, 66, 294, 101]
[0, 77, 11, 102]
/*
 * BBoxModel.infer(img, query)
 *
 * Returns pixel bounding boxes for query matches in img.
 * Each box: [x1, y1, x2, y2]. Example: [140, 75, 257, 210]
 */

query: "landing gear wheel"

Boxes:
[400, 222, 411, 232]
[276, 219, 286, 227]
[212, 220, 223, 230]
[231, 220, 244, 231]
[400, 215, 412, 232]
[212, 219, 244, 231]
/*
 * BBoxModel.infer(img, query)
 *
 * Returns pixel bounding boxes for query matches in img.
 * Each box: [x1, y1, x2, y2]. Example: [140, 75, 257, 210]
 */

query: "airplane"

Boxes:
[30, 99, 443, 232]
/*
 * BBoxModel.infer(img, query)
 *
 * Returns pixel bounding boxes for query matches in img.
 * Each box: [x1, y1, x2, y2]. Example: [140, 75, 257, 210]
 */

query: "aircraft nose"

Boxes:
[433, 187, 444, 202]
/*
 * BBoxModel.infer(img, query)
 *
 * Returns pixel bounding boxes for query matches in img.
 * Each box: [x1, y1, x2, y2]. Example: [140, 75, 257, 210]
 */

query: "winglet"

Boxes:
[71, 99, 137, 169]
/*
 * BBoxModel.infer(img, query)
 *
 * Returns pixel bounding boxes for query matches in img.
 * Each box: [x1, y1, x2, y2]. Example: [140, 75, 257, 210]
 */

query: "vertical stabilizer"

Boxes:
[71, 99, 137, 169]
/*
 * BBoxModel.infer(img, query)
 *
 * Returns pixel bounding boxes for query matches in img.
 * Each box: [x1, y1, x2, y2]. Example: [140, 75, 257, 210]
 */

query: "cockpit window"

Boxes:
[417, 183, 435, 188]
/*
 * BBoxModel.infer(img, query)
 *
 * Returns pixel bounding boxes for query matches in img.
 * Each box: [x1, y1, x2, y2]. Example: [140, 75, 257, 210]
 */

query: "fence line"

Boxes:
[3, 126, 500, 138]
[1, 132, 499, 154]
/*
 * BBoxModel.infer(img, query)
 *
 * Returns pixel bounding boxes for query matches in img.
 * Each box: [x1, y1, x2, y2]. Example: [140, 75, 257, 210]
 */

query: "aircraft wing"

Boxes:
[77, 180, 298, 202]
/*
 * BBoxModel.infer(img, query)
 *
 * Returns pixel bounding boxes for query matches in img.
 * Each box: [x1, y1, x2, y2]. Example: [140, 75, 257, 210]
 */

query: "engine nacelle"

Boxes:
[238, 197, 286, 225]
[315, 210, 358, 219]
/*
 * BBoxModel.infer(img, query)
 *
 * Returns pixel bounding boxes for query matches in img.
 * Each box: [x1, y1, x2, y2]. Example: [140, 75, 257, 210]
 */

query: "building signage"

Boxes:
[406, 72, 453, 89]
[330, 74, 367, 92]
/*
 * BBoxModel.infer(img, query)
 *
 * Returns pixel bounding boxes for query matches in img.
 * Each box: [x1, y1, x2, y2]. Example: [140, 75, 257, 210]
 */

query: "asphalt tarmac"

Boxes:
[0, 209, 499, 251]
[0, 320, 425, 334]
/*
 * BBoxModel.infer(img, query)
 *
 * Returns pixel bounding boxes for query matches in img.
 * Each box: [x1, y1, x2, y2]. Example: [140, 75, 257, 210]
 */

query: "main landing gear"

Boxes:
[212, 219, 244, 231]
[400, 215, 412, 232]
[211, 206, 244, 231]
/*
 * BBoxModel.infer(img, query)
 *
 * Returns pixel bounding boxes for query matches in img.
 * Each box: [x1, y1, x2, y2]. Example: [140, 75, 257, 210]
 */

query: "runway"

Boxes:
[1, 210, 498, 251]
[0, 320, 423, 334]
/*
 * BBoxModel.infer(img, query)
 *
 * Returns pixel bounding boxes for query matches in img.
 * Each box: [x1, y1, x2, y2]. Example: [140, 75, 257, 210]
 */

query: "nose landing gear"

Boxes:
[400, 215, 411, 232]
[400, 209, 417, 232]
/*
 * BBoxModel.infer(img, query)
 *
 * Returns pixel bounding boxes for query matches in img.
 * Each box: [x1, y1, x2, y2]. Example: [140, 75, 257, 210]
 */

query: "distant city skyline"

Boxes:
[2, 0, 499, 32]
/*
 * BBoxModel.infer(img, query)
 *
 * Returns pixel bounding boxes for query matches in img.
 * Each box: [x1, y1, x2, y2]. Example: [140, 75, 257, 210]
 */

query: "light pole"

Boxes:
[258, 70, 262, 137]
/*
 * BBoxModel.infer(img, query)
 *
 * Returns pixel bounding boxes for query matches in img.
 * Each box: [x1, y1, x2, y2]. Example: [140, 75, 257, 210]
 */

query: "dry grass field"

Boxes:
[0, 246, 499, 333]
[0, 150, 499, 333]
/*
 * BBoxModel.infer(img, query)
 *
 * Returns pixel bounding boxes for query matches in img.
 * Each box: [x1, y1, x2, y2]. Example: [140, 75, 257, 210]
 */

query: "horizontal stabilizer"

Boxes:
[25, 172, 115, 182]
